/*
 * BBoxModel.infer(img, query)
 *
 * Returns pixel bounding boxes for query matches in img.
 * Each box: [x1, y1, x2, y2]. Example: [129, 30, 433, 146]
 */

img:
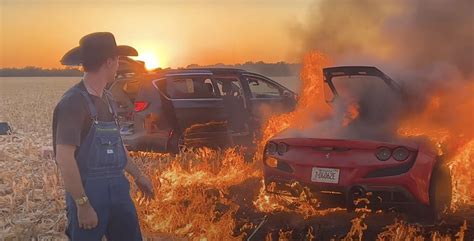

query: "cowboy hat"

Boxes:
[60, 32, 138, 66]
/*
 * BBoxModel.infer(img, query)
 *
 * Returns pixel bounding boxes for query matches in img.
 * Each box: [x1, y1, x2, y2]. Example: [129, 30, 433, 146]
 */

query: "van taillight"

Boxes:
[134, 101, 149, 112]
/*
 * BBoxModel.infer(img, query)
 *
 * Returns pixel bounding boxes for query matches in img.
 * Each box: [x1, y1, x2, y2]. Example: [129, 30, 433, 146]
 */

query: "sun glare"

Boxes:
[135, 52, 161, 70]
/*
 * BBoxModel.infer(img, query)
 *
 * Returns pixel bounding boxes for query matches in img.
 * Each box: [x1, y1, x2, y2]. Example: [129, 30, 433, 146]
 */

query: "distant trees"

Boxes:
[0, 61, 301, 77]
[0, 66, 82, 77]
[186, 61, 300, 77]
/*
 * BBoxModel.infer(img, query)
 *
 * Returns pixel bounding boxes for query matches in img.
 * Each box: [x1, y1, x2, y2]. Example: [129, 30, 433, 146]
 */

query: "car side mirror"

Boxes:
[282, 90, 297, 103]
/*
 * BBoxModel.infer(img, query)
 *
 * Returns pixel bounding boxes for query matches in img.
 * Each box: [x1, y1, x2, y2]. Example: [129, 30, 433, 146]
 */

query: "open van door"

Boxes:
[241, 74, 296, 131]
[160, 73, 232, 148]
[213, 76, 250, 135]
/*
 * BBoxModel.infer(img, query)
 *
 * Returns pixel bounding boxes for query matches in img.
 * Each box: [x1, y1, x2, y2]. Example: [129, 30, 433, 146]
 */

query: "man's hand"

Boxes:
[123, 145, 158, 201]
[77, 203, 98, 229]
[135, 175, 155, 201]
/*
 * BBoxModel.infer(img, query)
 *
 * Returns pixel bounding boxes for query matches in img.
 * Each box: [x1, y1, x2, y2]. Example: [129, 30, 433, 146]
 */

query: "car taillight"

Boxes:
[265, 157, 278, 168]
[393, 147, 410, 161]
[277, 142, 289, 155]
[266, 142, 277, 154]
[375, 147, 392, 161]
[134, 101, 149, 112]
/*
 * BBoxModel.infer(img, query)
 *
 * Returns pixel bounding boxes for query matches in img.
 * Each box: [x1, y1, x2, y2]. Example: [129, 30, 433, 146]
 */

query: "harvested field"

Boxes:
[0, 77, 76, 240]
[0, 77, 472, 240]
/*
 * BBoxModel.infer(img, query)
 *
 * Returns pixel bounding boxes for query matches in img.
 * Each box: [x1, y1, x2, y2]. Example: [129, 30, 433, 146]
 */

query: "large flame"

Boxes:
[254, 51, 333, 161]
[398, 82, 474, 209]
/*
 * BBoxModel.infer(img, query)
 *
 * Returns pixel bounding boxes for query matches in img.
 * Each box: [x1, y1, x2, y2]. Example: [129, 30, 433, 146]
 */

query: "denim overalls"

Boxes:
[65, 85, 142, 241]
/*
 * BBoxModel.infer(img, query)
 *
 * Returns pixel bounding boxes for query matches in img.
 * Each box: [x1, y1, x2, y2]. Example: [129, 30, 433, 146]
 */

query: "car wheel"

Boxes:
[428, 161, 452, 220]
[345, 186, 367, 212]
[169, 131, 185, 154]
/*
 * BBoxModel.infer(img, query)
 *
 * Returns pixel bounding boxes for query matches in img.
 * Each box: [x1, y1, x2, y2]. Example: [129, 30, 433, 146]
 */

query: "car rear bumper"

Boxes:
[264, 175, 419, 205]
[262, 150, 436, 205]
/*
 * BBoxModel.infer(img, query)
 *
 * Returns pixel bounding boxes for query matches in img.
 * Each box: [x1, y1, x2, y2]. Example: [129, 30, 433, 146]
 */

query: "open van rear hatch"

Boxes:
[117, 57, 147, 76]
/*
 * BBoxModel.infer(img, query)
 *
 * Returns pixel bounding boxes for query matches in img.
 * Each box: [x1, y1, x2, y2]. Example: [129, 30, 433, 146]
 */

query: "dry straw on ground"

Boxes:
[0, 78, 471, 241]
[0, 77, 76, 240]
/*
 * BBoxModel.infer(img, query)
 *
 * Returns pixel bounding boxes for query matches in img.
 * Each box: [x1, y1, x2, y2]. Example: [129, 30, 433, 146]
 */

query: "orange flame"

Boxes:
[342, 101, 360, 127]
[398, 82, 474, 210]
[131, 148, 260, 240]
[254, 51, 332, 161]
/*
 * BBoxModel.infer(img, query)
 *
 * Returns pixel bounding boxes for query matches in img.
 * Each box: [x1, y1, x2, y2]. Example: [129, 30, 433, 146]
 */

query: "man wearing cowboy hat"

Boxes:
[53, 32, 156, 240]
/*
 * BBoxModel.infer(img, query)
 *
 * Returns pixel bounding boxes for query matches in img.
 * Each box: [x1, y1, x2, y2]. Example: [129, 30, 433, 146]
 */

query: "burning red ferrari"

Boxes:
[262, 66, 452, 218]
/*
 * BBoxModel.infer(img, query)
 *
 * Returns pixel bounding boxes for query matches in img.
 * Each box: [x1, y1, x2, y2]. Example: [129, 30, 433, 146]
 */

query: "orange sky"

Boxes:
[0, 0, 312, 68]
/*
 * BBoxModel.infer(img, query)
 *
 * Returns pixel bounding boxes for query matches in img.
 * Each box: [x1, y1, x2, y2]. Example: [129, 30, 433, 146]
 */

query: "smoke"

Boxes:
[295, 0, 474, 84]
[281, 0, 474, 142]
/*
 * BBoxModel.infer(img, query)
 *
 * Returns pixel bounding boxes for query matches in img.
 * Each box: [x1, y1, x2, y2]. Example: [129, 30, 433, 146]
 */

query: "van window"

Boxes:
[246, 77, 281, 98]
[214, 78, 243, 97]
[166, 77, 218, 99]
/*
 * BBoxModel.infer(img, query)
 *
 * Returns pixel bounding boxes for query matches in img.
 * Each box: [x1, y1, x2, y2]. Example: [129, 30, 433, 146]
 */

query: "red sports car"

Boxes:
[262, 66, 452, 218]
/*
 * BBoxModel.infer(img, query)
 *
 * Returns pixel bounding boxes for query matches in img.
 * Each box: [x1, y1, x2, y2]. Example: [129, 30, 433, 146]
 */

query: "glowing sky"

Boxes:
[0, 0, 312, 68]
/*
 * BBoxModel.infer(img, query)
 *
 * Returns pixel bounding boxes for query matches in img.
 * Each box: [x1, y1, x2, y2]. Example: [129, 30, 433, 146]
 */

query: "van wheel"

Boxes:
[427, 161, 452, 220]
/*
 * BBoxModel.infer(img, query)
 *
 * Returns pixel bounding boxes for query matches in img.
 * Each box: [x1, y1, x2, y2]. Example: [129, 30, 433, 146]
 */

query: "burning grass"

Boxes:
[130, 148, 260, 240]
[130, 148, 471, 240]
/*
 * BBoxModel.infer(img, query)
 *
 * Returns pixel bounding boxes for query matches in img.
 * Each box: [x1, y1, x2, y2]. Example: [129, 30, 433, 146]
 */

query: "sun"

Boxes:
[134, 52, 161, 70]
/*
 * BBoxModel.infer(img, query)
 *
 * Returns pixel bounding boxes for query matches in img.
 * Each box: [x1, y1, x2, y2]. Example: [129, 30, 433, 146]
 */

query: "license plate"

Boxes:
[311, 167, 340, 184]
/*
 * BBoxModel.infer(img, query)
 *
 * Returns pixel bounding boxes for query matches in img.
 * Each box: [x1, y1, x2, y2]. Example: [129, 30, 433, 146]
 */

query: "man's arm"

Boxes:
[56, 144, 86, 199]
[53, 95, 97, 229]
[123, 145, 156, 199]
[56, 144, 98, 229]
[123, 146, 143, 179]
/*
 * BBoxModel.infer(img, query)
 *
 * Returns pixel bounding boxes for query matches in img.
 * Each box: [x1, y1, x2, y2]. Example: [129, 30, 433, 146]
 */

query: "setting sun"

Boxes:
[134, 52, 161, 70]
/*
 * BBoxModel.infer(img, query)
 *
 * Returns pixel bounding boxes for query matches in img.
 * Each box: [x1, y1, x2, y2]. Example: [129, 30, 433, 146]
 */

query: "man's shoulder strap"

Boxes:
[70, 86, 99, 122]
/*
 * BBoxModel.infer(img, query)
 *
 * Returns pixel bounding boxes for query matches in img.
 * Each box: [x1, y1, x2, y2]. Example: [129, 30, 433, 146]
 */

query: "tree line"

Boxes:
[186, 61, 301, 77]
[0, 66, 82, 77]
[1, 61, 301, 77]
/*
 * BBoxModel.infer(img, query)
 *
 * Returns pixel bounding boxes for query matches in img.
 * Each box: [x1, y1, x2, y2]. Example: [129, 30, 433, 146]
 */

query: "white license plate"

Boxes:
[311, 167, 340, 184]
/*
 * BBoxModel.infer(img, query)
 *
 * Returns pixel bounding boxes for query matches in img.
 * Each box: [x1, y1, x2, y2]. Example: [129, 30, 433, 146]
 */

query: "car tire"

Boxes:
[427, 160, 452, 220]
[168, 131, 185, 154]
[345, 186, 367, 212]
